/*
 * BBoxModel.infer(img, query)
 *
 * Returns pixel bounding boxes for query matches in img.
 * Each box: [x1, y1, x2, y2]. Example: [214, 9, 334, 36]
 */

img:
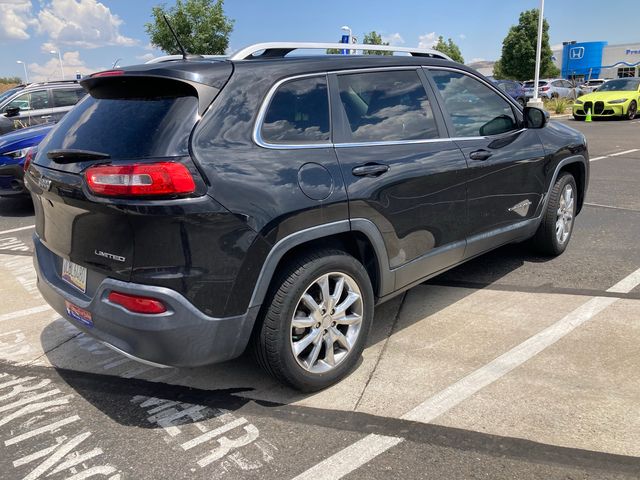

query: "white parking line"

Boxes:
[590, 148, 640, 162]
[0, 225, 35, 236]
[609, 148, 639, 157]
[0, 306, 52, 323]
[293, 267, 640, 480]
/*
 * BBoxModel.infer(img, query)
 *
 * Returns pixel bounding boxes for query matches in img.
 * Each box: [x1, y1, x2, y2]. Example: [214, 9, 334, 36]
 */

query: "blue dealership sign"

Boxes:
[340, 34, 350, 55]
[562, 41, 607, 79]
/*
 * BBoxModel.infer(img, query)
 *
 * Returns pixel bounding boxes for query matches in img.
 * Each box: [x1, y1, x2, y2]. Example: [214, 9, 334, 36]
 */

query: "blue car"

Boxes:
[0, 123, 53, 196]
[492, 79, 527, 107]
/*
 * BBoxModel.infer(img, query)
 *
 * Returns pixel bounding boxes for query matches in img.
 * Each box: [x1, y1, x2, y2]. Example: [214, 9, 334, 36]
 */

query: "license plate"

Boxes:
[65, 301, 93, 327]
[62, 258, 87, 293]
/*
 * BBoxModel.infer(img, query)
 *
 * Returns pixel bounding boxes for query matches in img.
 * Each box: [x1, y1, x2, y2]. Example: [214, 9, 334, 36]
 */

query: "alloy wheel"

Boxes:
[290, 272, 363, 374]
[556, 184, 575, 244]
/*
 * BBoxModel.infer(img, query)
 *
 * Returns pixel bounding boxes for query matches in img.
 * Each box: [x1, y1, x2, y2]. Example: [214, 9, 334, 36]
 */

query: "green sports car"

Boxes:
[573, 78, 640, 120]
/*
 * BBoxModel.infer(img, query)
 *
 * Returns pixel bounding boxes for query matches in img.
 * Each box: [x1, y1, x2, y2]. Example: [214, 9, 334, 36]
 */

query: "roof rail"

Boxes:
[229, 42, 453, 61]
[145, 54, 228, 64]
[25, 79, 79, 87]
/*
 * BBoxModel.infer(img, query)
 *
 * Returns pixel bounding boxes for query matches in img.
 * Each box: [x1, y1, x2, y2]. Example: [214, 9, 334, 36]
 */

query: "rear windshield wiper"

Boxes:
[47, 149, 111, 163]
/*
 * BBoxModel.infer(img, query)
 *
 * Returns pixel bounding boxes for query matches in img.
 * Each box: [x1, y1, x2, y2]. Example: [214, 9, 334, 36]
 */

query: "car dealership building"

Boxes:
[552, 41, 640, 81]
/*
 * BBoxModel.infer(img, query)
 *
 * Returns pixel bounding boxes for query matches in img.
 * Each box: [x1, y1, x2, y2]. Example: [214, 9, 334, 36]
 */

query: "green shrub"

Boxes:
[544, 97, 571, 114]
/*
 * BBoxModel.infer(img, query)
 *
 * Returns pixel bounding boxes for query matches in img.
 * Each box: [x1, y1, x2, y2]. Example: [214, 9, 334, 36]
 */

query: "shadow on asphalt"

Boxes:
[0, 196, 34, 217]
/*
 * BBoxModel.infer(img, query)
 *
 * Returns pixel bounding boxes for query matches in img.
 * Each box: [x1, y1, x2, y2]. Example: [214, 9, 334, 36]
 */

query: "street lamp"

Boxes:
[528, 0, 545, 108]
[16, 60, 29, 84]
[50, 49, 65, 80]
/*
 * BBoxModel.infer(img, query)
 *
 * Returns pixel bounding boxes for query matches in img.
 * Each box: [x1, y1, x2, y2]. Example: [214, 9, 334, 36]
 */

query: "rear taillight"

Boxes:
[108, 291, 167, 314]
[91, 70, 125, 77]
[23, 148, 35, 172]
[85, 162, 196, 197]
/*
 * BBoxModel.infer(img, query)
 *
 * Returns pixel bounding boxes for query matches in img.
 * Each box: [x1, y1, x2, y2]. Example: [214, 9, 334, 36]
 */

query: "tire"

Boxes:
[626, 100, 637, 120]
[531, 173, 577, 256]
[252, 249, 374, 392]
[517, 98, 526, 108]
[551, 92, 559, 99]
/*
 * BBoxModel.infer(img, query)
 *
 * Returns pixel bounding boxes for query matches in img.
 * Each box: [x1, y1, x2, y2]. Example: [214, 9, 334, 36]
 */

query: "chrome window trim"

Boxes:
[253, 72, 334, 150]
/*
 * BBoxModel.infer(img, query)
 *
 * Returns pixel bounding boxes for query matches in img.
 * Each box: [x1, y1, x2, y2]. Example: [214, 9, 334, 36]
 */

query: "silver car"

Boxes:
[576, 79, 607, 97]
[524, 78, 576, 100]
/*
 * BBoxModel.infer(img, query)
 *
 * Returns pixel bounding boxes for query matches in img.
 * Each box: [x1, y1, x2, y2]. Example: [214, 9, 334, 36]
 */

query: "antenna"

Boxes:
[162, 14, 187, 60]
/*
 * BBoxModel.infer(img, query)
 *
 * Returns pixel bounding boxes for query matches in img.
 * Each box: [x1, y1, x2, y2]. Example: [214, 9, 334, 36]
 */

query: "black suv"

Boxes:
[25, 43, 589, 391]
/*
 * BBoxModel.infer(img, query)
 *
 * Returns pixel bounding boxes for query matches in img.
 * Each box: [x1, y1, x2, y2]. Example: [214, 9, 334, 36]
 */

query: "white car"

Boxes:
[577, 79, 607, 97]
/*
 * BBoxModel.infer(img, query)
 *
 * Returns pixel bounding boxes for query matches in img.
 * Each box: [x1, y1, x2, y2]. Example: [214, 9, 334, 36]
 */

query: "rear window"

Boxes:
[41, 78, 198, 159]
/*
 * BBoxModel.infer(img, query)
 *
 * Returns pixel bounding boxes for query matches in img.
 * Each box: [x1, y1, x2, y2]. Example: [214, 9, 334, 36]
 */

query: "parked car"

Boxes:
[0, 123, 53, 196]
[0, 80, 86, 135]
[25, 43, 589, 391]
[576, 78, 607, 97]
[573, 78, 640, 120]
[493, 79, 526, 107]
[524, 78, 576, 100]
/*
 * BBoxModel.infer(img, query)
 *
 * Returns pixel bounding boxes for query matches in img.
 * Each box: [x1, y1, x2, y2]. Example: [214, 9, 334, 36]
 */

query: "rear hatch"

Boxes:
[27, 62, 232, 286]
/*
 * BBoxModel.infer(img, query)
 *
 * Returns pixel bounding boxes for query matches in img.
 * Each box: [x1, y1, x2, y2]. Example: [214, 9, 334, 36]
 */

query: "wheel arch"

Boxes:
[248, 219, 393, 311]
[556, 157, 588, 214]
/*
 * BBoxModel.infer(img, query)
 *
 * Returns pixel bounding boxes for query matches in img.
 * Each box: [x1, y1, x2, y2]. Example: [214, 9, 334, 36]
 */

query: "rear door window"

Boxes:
[336, 70, 438, 142]
[52, 88, 86, 107]
[261, 76, 330, 144]
[430, 70, 518, 137]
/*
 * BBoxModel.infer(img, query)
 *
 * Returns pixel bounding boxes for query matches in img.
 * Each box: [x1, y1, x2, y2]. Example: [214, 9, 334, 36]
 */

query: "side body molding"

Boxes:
[248, 219, 394, 310]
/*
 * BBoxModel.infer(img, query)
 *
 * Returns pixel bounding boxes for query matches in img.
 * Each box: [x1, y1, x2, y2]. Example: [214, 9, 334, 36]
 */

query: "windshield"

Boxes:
[524, 81, 547, 87]
[597, 79, 640, 92]
[0, 87, 23, 105]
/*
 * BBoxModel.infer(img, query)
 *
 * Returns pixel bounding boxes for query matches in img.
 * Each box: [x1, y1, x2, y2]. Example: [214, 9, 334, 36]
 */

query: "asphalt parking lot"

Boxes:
[0, 117, 639, 479]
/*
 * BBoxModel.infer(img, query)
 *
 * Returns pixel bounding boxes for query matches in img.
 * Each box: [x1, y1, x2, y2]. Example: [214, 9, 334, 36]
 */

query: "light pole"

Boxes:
[528, 0, 545, 108]
[112, 58, 122, 69]
[341, 25, 352, 55]
[16, 60, 29, 84]
[50, 49, 65, 80]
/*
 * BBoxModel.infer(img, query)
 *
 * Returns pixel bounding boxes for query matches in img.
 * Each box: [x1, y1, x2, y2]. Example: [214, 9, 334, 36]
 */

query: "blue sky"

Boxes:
[1, 0, 638, 81]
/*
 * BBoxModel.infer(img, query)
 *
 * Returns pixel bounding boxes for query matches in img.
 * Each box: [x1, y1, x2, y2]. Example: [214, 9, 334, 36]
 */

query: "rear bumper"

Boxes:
[34, 237, 259, 367]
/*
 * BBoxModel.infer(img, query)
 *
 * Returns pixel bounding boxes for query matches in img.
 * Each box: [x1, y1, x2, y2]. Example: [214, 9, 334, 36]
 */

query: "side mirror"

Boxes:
[4, 107, 20, 118]
[523, 107, 548, 129]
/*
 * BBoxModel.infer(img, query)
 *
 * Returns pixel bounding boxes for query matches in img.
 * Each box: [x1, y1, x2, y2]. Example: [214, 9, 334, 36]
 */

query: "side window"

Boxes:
[261, 76, 330, 144]
[52, 88, 86, 108]
[336, 70, 438, 142]
[430, 70, 517, 137]
[4, 90, 49, 112]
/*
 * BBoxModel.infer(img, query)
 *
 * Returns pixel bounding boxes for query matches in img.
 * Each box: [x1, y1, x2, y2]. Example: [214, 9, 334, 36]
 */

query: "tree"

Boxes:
[145, 0, 234, 55]
[363, 31, 391, 56]
[433, 36, 464, 63]
[0, 77, 21, 84]
[495, 9, 559, 81]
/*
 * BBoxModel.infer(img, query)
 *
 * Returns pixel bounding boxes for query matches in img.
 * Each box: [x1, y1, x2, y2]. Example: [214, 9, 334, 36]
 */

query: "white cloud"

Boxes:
[470, 57, 486, 63]
[418, 32, 438, 49]
[0, 0, 38, 41]
[459, 34, 466, 40]
[550, 43, 563, 51]
[382, 33, 404, 46]
[37, 0, 137, 48]
[136, 53, 155, 62]
[28, 50, 96, 82]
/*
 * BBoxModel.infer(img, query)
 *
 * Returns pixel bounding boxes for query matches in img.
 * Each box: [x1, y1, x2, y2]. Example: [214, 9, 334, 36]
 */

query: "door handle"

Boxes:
[40, 115, 52, 119]
[469, 149, 493, 161]
[352, 163, 390, 177]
